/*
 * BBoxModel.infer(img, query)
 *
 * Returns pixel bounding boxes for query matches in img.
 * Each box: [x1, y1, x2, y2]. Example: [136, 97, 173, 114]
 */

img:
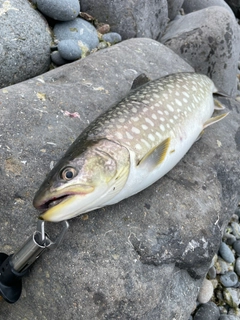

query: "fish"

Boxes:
[33, 72, 228, 222]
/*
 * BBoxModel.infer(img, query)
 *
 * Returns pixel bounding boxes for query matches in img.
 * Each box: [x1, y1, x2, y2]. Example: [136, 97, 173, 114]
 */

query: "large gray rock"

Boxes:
[0, 38, 239, 319]
[161, 6, 240, 97]
[182, 0, 234, 15]
[0, 0, 52, 89]
[80, 0, 168, 40]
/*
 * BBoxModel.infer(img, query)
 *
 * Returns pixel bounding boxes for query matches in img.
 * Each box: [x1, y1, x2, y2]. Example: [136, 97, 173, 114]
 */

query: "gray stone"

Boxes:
[0, 0, 52, 89]
[220, 271, 238, 287]
[233, 240, 240, 254]
[168, 0, 185, 20]
[219, 315, 239, 320]
[235, 257, 240, 276]
[53, 18, 99, 51]
[197, 278, 213, 303]
[219, 242, 235, 263]
[58, 39, 82, 60]
[102, 32, 122, 44]
[161, 6, 240, 97]
[224, 0, 240, 18]
[80, 0, 168, 40]
[51, 50, 69, 66]
[193, 302, 220, 320]
[231, 221, 240, 239]
[224, 232, 237, 245]
[0, 38, 240, 319]
[36, 0, 80, 21]
[182, 0, 234, 16]
[208, 266, 217, 279]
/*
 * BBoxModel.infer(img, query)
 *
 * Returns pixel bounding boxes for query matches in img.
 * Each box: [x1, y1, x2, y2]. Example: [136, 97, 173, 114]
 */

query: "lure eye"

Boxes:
[61, 167, 77, 181]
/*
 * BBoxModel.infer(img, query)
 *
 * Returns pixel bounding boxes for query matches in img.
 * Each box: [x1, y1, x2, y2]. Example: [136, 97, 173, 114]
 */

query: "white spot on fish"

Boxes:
[169, 119, 174, 124]
[126, 131, 133, 139]
[160, 117, 165, 122]
[135, 144, 142, 150]
[167, 104, 174, 112]
[131, 116, 139, 122]
[118, 118, 125, 123]
[154, 103, 160, 107]
[141, 139, 151, 147]
[131, 107, 138, 113]
[142, 124, 148, 130]
[182, 92, 189, 98]
[175, 99, 182, 107]
[132, 127, 140, 134]
[115, 132, 123, 139]
[153, 93, 160, 98]
[152, 113, 157, 120]
[142, 100, 150, 104]
[160, 124, 165, 132]
[157, 110, 163, 115]
[164, 110, 169, 116]
[143, 107, 148, 112]
[145, 118, 154, 126]
[183, 98, 188, 103]
[148, 134, 155, 141]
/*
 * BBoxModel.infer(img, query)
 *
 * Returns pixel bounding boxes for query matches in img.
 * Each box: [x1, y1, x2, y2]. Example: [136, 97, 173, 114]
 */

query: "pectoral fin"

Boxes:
[203, 112, 229, 129]
[131, 73, 151, 90]
[138, 138, 171, 171]
[214, 99, 225, 110]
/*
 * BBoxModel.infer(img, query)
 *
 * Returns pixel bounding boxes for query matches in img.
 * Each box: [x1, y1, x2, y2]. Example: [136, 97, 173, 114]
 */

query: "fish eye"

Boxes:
[61, 167, 77, 181]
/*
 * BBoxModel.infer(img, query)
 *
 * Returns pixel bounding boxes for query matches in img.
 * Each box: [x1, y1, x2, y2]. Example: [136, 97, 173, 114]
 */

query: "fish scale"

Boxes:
[88, 73, 215, 164]
[33, 72, 228, 221]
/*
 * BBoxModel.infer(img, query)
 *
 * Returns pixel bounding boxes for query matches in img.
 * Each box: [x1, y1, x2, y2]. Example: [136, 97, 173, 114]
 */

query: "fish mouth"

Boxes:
[37, 194, 71, 211]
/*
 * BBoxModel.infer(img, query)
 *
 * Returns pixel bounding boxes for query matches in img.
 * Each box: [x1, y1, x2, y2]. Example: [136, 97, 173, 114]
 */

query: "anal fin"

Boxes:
[214, 99, 225, 110]
[203, 112, 229, 129]
[138, 137, 171, 171]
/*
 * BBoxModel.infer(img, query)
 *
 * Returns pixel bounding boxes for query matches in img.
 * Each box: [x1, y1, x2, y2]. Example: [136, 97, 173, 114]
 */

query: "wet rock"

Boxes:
[36, 0, 80, 21]
[51, 50, 69, 66]
[220, 271, 238, 287]
[161, 6, 240, 97]
[53, 18, 99, 50]
[223, 288, 240, 308]
[0, 0, 52, 89]
[0, 38, 240, 319]
[80, 0, 168, 40]
[219, 242, 235, 263]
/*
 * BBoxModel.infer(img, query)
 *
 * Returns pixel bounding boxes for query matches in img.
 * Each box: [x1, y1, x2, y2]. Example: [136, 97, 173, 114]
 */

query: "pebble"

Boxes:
[102, 32, 122, 44]
[223, 288, 240, 308]
[58, 40, 82, 61]
[233, 240, 240, 255]
[231, 222, 240, 239]
[235, 257, 240, 276]
[219, 242, 235, 263]
[51, 51, 69, 66]
[220, 271, 238, 287]
[197, 278, 213, 303]
[216, 257, 233, 274]
[193, 302, 220, 320]
[224, 233, 237, 246]
[36, 0, 80, 21]
[53, 18, 99, 51]
[208, 266, 216, 279]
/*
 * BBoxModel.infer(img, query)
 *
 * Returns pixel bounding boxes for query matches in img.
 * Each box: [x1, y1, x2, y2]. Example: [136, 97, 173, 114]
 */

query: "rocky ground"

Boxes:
[0, 0, 240, 319]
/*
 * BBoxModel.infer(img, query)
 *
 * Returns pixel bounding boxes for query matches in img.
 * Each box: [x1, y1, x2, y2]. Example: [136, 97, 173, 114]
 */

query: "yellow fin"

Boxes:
[214, 99, 225, 110]
[138, 137, 171, 170]
[203, 112, 229, 129]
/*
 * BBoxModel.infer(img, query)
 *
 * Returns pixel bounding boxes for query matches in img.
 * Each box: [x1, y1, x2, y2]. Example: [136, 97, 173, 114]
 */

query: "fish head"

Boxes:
[33, 139, 130, 222]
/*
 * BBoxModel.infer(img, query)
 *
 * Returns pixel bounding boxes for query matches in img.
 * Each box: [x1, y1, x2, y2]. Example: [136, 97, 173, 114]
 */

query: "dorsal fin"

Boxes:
[137, 138, 171, 171]
[203, 112, 229, 129]
[131, 73, 151, 90]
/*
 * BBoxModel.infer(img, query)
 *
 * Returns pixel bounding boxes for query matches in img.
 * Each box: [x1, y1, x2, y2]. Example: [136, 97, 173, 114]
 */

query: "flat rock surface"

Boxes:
[0, 38, 239, 319]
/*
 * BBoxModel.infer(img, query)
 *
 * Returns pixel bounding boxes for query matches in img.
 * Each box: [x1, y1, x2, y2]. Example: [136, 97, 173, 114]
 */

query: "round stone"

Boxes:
[224, 232, 236, 246]
[208, 266, 216, 279]
[53, 18, 99, 50]
[220, 271, 238, 287]
[193, 302, 220, 320]
[58, 40, 82, 60]
[231, 222, 240, 239]
[233, 240, 240, 255]
[219, 242, 235, 263]
[51, 51, 68, 66]
[197, 278, 214, 304]
[219, 315, 239, 320]
[102, 32, 122, 44]
[36, 0, 80, 21]
[235, 257, 240, 276]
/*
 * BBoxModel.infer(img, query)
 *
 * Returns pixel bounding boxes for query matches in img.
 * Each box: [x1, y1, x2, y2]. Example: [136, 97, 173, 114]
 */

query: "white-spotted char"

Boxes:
[33, 72, 228, 221]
